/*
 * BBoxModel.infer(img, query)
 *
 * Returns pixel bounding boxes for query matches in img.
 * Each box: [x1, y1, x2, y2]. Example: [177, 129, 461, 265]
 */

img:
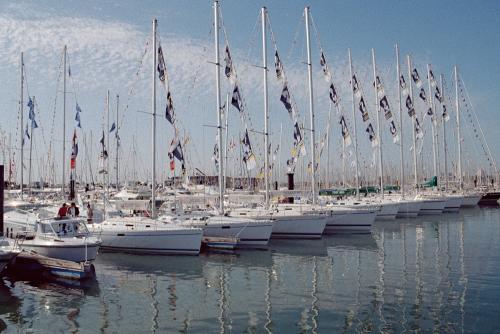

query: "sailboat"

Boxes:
[93, 18, 203, 255]
[163, 2, 274, 247]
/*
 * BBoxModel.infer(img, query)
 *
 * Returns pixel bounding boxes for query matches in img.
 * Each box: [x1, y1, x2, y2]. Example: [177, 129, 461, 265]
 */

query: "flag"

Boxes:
[419, 88, 426, 102]
[406, 95, 415, 117]
[165, 91, 175, 124]
[400, 75, 409, 95]
[274, 50, 283, 80]
[415, 117, 423, 139]
[75, 103, 82, 128]
[379, 96, 392, 120]
[109, 122, 116, 132]
[358, 96, 369, 122]
[293, 121, 306, 156]
[329, 83, 339, 106]
[319, 52, 331, 81]
[27, 97, 35, 119]
[427, 107, 434, 116]
[412, 68, 423, 88]
[374, 76, 384, 97]
[429, 69, 436, 87]
[212, 142, 219, 172]
[389, 120, 399, 143]
[71, 130, 78, 169]
[24, 123, 30, 145]
[157, 46, 166, 82]
[224, 45, 234, 80]
[442, 104, 450, 122]
[241, 129, 256, 170]
[434, 86, 443, 103]
[169, 137, 184, 162]
[352, 75, 361, 98]
[100, 131, 108, 159]
[280, 83, 294, 118]
[366, 123, 378, 147]
[339, 115, 351, 146]
[231, 84, 243, 113]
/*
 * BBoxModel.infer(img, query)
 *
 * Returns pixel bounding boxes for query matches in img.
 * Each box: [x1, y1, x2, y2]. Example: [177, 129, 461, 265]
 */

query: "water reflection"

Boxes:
[0, 208, 499, 332]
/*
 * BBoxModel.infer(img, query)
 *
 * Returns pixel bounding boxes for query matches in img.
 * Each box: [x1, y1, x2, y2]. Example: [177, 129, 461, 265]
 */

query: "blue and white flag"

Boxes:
[241, 129, 256, 170]
[157, 46, 166, 82]
[280, 83, 294, 119]
[274, 51, 283, 81]
[412, 68, 423, 88]
[165, 91, 175, 124]
[24, 123, 30, 142]
[366, 123, 378, 147]
[329, 83, 339, 106]
[109, 122, 116, 133]
[75, 103, 82, 128]
[339, 115, 351, 146]
[406, 95, 415, 117]
[231, 84, 243, 113]
[358, 96, 369, 122]
[224, 45, 234, 81]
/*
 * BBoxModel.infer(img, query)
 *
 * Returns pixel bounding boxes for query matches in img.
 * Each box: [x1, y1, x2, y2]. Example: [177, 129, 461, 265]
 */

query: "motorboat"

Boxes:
[4, 210, 100, 263]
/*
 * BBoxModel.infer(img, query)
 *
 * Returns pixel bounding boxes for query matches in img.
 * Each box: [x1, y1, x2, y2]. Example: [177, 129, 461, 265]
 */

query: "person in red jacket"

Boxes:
[57, 203, 68, 219]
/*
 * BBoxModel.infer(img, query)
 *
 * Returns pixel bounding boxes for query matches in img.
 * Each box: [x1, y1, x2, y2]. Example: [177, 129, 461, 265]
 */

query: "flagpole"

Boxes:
[440, 74, 448, 191]
[20, 52, 24, 199]
[454, 65, 463, 191]
[372, 48, 384, 198]
[426, 64, 438, 185]
[28, 96, 35, 195]
[304, 6, 317, 205]
[116, 94, 119, 190]
[407, 55, 418, 191]
[348, 48, 360, 200]
[151, 18, 158, 219]
[214, 1, 224, 214]
[62, 46, 67, 198]
[224, 92, 229, 192]
[395, 44, 405, 198]
[262, 6, 270, 209]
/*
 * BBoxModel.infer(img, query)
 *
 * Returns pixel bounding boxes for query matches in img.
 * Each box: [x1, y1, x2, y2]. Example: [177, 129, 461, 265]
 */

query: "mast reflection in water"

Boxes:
[1, 207, 500, 332]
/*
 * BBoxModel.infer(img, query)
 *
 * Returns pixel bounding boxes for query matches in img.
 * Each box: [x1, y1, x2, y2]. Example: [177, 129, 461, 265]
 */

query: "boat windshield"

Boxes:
[45, 220, 91, 238]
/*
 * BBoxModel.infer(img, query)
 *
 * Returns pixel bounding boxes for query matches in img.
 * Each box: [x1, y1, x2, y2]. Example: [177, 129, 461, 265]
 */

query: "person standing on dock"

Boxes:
[86, 203, 93, 224]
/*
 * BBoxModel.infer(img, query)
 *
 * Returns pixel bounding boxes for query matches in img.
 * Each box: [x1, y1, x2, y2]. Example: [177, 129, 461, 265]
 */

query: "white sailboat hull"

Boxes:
[271, 215, 326, 239]
[418, 198, 446, 215]
[187, 216, 273, 246]
[375, 202, 400, 221]
[324, 210, 376, 234]
[443, 196, 463, 213]
[95, 218, 202, 255]
[461, 194, 481, 207]
[396, 200, 422, 218]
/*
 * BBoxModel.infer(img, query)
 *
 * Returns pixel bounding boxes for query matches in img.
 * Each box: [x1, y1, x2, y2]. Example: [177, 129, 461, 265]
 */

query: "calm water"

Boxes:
[1, 207, 500, 333]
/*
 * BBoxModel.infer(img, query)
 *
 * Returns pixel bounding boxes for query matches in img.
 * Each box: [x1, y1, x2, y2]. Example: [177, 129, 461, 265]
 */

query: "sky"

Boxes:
[0, 0, 499, 185]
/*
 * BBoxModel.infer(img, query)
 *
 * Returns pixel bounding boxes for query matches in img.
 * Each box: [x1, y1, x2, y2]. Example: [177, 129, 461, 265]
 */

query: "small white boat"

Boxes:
[4, 211, 100, 263]
[93, 216, 203, 255]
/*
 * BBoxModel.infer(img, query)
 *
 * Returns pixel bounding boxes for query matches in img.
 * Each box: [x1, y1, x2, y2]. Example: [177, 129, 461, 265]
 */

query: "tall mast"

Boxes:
[325, 103, 332, 188]
[395, 44, 405, 198]
[372, 48, 384, 198]
[454, 65, 463, 191]
[20, 52, 24, 198]
[224, 93, 229, 193]
[62, 45, 67, 198]
[278, 122, 283, 188]
[304, 6, 317, 205]
[407, 55, 418, 190]
[28, 96, 35, 194]
[214, 1, 224, 213]
[261, 6, 270, 209]
[426, 64, 438, 183]
[440, 74, 448, 191]
[116, 94, 119, 190]
[106, 89, 110, 198]
[151, 18, 157, 219]
[348, 48, 360, 199]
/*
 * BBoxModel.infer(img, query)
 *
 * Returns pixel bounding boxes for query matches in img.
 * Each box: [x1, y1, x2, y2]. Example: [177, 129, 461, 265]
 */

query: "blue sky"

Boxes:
[0, 0, 498, 184]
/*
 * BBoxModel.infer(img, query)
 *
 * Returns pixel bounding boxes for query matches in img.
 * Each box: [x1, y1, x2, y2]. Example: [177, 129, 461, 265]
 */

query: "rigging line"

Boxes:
[459, 75, 498, 173]
[241, 11, 261, 76]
